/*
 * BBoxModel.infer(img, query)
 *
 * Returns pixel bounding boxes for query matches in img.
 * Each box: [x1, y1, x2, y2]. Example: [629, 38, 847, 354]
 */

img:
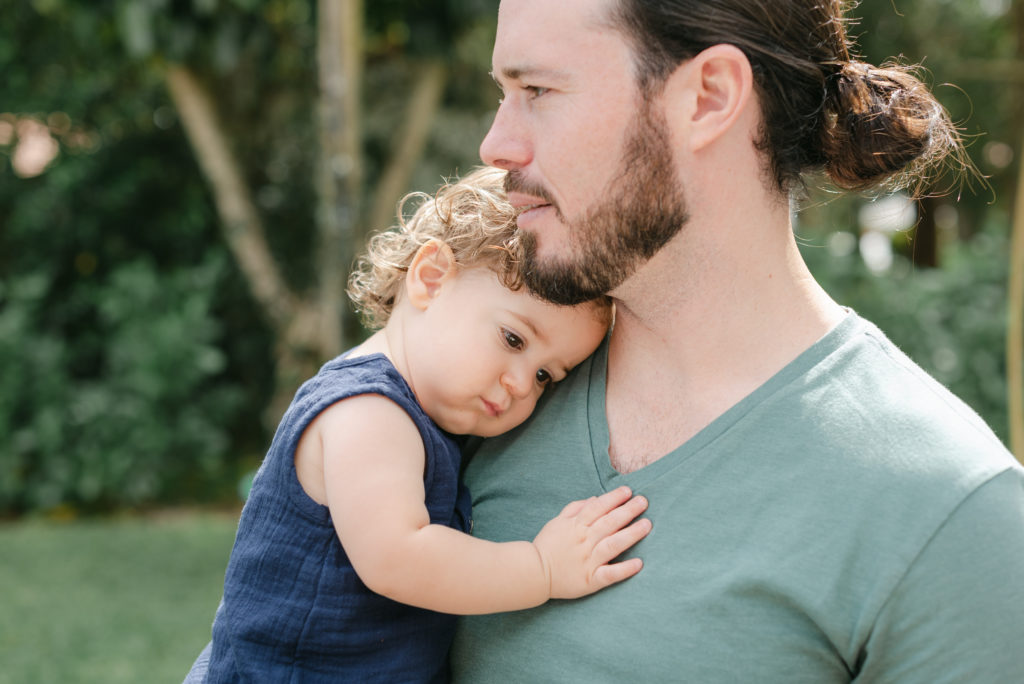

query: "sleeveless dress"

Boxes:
[195, 353, 471, 683]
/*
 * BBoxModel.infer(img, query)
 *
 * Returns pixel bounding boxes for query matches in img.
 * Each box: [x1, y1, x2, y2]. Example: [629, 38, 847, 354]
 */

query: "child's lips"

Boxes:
[481, 398, 503, 418]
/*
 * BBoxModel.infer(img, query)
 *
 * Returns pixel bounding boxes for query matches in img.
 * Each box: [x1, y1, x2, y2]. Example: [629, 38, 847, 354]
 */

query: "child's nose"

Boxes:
[501, 368, 533, 400]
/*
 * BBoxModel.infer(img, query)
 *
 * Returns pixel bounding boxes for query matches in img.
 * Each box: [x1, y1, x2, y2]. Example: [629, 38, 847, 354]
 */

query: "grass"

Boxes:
[0, 510, 239, 684]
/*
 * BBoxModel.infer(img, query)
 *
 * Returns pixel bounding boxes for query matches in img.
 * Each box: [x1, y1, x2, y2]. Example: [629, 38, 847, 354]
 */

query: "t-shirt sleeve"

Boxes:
[857, 467, 1024, 683]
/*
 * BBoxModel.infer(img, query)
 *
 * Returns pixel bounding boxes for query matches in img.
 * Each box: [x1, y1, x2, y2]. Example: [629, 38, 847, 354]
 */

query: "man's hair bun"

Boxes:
[821, 60, 966, 194]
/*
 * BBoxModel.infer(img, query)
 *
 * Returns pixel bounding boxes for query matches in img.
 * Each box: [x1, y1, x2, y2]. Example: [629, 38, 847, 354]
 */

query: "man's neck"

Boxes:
[603, 209, 845, 474]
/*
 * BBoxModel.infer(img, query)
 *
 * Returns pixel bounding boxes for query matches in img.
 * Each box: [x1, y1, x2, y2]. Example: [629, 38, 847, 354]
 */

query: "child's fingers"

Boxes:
[591, 557, 644, 590]
[588, 495, 649, 539]
[592, 518, 652, 565]
[558, 498, 589, 518]
[573, 486, 634, 525]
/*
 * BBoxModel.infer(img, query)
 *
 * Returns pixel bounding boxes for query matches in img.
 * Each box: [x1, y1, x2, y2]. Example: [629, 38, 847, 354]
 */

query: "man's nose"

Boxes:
[479, 102, 531, 170]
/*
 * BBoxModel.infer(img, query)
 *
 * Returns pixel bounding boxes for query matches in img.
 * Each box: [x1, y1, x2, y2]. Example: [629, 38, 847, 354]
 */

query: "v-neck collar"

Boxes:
[586, 311, 862, 490]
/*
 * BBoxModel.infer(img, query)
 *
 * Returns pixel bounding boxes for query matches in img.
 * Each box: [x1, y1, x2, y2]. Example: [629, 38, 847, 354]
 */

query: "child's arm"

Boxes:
[318, 394, 651, 615]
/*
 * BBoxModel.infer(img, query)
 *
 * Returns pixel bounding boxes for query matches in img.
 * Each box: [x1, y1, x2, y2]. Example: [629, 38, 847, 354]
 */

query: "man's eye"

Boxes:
[502, 329, 524, 350]
[526, 85, 549, 98]
[535, 369, 553, 386]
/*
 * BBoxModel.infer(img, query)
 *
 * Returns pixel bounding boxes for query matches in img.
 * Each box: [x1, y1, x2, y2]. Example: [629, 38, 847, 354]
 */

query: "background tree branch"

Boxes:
[316, 0, 365, 356]
[367, 59, 448, 238]
[166, 64, 297, 332]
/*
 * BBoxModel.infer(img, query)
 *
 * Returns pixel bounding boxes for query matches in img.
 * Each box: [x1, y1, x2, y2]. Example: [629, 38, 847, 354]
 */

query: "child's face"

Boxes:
[407, 267, 607, 437]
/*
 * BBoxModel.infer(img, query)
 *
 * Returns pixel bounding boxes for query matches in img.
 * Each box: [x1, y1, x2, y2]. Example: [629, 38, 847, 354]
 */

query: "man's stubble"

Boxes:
[507, 99, 690, 306]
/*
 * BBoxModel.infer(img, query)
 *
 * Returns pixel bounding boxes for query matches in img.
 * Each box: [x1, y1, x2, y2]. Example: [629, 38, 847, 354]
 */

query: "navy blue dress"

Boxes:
[193, 353, 471, 683]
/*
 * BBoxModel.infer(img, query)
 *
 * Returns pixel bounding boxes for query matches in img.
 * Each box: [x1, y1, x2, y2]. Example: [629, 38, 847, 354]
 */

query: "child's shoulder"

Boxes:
[287, 351, 418, 427]
[316, 351, 406, 392]
[322, 348, 391, 372]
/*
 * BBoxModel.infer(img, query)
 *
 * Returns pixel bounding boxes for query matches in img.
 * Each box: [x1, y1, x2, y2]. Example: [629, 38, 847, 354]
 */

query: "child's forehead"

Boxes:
[454, 266, 610, 329]
[502, 290, 610, 338]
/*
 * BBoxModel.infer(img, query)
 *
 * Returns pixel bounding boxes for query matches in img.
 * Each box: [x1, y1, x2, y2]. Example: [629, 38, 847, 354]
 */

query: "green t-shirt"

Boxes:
[451, 313, 1024, 683]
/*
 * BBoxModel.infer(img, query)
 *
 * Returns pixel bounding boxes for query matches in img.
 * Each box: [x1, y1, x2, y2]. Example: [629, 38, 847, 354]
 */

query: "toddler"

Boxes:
[185, 167, 651, 682]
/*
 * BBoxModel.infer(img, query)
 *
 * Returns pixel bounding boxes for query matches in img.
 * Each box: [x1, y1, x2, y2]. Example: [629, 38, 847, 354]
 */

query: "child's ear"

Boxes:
[406, 239, 457, 310]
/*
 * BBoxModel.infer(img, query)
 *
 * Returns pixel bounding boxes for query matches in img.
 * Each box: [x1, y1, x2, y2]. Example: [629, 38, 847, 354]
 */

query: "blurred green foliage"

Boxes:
[0, 253, 246, 512]
[0, 0, 498, 515]
[0, 0, 1018, 514]
[0, 125, 258, 513]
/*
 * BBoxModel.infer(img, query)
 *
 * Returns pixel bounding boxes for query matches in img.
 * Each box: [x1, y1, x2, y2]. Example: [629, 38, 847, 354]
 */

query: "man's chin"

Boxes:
[524, 263, 607, 306]
[520, 226, 575, 264]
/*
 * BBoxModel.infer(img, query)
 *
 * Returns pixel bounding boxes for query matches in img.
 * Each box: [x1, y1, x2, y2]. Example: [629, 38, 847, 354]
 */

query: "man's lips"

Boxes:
[507, 192, 552, 214]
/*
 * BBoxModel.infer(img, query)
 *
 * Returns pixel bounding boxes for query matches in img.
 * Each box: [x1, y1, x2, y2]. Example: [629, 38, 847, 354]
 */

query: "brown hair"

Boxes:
[609, 0, 971, 196]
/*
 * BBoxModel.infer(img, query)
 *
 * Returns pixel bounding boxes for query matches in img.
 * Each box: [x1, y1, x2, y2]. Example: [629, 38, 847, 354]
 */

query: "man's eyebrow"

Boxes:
[491, 66, 571, 84]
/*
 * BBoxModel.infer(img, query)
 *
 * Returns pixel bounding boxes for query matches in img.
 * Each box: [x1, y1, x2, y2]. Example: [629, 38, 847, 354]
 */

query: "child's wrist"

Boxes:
[529, 541, 553, 603]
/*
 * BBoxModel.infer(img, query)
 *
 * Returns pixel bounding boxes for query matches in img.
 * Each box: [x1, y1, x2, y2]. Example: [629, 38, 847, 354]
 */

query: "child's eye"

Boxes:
[502, 328, 525, 351]
[535, 369, 553, 386]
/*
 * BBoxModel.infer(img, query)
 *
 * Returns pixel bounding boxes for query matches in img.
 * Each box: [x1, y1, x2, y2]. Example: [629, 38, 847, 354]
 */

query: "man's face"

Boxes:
[481, 0, 688, 304]
[511, 98, 688, 305]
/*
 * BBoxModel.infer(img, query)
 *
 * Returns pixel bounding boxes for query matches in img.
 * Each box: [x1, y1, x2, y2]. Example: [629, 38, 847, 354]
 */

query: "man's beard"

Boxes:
[506, 101, 689, 305]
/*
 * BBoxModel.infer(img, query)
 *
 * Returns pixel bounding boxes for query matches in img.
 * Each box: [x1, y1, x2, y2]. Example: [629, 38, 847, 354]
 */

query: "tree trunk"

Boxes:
[166, 65, 297, 331]
[268, 301, 324, 429]
[911, 197, 938, 268]
[168, 6, 448, 430]
[316, 0, 365, 354]
[1008, 134, 1024, 462]
[167, 64, 323, 429]
[366, 59, 448, 238]
[1007, 3, 1024, 462]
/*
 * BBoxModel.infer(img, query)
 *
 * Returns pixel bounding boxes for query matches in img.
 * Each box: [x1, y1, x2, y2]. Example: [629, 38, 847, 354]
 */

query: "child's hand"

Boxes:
[532, 486, 651, 599]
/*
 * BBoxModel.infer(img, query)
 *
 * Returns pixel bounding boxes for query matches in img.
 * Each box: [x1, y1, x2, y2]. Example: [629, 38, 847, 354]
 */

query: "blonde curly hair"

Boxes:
[348, 167, 526, 330]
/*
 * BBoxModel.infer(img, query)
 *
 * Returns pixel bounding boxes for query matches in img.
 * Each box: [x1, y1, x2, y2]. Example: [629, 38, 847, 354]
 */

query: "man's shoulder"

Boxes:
[835, 317, 1006, 451]
[780, 314, 1016, 506]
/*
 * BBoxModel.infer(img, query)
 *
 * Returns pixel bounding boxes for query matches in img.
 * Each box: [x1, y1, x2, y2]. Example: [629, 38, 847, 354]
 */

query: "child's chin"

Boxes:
[475, 419, 525, 439]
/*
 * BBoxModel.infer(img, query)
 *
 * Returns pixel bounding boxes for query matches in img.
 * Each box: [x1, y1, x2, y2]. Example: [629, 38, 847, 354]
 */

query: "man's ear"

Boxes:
[665, 43, 754, 152]
[405, 239, 457, 310]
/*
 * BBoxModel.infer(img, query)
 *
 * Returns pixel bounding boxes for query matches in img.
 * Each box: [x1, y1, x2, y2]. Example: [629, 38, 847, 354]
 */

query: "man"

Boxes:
[450, 0, 1024, 681]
